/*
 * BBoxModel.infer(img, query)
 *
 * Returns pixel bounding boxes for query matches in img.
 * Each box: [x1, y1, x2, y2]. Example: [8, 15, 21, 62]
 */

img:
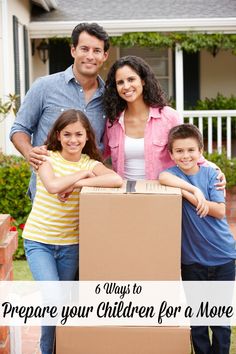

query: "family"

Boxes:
[10, 22, 236, 354]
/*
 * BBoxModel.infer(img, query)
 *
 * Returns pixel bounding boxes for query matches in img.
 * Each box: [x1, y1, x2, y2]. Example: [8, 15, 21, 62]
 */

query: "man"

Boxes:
[10, 22, 109, 200]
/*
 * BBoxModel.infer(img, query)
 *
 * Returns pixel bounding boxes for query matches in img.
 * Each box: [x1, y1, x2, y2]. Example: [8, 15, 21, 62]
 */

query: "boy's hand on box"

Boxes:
[196, 203, 209, 218]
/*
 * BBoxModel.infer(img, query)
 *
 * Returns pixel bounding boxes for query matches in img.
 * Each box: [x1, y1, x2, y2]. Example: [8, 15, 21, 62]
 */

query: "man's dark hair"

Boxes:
[71, 22, 110, 52]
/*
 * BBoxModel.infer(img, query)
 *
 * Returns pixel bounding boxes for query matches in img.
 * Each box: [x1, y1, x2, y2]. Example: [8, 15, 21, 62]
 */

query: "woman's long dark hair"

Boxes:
[103, 55, 168, 124]
[45, 109, 102, 162]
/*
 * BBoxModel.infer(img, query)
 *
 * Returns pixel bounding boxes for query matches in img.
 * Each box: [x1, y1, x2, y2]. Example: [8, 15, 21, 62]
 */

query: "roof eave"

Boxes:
[29, 18, 236, 38]
[31, 0, 58, 12]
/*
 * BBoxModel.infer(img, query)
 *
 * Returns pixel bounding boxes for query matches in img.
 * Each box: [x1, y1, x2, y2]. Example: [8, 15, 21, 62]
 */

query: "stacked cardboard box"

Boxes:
[57, 326, 189, 354]
[57, 181, 190, 353]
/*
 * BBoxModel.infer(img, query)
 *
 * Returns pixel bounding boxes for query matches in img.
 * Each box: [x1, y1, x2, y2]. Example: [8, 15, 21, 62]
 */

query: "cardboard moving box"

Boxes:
[57, 326, 190, 354]
[79, 181, 182, 280]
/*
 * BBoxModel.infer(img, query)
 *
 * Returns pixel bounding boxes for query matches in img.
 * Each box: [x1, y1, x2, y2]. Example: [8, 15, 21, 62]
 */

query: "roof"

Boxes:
[29, 0, 236, 38]
[31, 0, 236, 21]
[32, 0, 58, 12]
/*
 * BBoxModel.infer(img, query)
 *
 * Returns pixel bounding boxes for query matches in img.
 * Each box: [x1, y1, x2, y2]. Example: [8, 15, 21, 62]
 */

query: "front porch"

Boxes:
[183, 110, 236, 158]
[174, 45, 236, 159]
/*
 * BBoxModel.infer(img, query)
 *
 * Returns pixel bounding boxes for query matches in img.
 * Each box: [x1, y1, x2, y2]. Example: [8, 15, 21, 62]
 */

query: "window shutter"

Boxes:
[23, 25, 29, 93]
[13, 15, 21, 108]
[183, 52, 200, 108]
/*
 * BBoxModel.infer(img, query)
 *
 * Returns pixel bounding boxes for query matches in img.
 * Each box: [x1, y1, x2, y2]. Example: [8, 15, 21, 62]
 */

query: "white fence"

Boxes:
[183, 110, 236, 159]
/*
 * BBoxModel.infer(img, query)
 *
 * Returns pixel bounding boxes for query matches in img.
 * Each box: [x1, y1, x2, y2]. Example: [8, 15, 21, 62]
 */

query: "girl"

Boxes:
[22, 109, 122, 354]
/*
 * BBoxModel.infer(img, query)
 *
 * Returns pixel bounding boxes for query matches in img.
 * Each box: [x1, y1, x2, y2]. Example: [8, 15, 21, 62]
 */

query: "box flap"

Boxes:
[134, 180, 181, 194]
[81, 180, 181, 195]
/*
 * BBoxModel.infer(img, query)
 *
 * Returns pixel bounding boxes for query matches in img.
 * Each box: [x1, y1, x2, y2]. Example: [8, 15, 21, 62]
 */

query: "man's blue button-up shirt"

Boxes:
[10, 65, 106, 199]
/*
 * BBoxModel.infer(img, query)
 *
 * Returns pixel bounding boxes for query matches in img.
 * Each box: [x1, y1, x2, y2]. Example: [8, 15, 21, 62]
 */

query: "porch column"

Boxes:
[1, 0, 15, 155]
[175, 44, 184, 119]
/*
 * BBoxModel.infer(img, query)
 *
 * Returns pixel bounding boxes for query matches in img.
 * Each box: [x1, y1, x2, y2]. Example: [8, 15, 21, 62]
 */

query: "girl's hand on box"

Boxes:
[57, 186, 75, 202]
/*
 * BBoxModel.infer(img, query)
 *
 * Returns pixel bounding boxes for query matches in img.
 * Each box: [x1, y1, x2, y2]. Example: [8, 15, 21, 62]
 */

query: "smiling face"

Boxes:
[71, 31, 108, 80]
[170, 137, 202, 175]
[57, 120, 88, 161]
[115, 65, 145, 104]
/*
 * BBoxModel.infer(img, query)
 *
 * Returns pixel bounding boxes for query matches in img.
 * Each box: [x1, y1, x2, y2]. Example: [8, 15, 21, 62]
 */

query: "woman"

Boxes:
[103, 55, 181, 180]
[103, 55, 225, 188]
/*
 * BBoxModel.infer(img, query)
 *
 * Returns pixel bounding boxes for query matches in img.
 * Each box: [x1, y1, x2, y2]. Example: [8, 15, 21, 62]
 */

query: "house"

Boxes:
[0, 0, 236, 156]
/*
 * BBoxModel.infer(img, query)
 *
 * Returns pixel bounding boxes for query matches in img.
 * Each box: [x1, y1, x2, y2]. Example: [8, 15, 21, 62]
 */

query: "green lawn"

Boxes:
[13, 260, 236, 353]
[231, 327, 236, 354]
[13, 260, 33, 280]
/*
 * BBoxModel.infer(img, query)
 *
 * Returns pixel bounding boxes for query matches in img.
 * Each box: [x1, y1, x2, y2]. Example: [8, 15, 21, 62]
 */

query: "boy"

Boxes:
[159, 123, 236, 354]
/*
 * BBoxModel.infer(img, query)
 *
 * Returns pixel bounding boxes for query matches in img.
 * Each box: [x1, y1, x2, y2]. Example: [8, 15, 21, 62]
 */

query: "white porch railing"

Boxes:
[183, 110, 236, 159]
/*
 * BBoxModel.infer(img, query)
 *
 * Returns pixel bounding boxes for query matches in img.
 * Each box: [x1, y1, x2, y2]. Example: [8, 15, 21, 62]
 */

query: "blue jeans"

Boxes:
[181, 260, 235, 354]
[24, 239, 79, 354]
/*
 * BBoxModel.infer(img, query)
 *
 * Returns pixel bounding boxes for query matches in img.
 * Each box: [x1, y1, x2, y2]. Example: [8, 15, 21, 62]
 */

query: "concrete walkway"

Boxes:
[21, 326, 40, 354]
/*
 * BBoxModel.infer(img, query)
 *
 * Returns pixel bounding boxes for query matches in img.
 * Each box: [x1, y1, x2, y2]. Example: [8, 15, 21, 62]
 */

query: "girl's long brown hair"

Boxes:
[45, 109, 103, 162]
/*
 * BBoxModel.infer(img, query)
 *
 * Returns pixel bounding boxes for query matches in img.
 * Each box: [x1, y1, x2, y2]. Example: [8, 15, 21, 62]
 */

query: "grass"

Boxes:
[13, 259, 33, 280]
[13, 260, 236, 353]
[231, 327, 236, 354]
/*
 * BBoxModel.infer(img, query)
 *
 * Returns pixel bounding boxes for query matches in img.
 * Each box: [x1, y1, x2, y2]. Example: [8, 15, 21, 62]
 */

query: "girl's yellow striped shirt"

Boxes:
[22, 151, 99, 245]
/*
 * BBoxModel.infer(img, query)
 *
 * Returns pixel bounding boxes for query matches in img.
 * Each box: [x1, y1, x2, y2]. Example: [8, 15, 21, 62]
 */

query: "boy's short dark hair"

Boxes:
[71, 22, 110, 52]
[168, 123, 204, 152]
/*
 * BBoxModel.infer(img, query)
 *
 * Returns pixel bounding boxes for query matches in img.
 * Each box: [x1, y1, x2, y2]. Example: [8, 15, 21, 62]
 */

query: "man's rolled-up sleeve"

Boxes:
[10, 78, 44, 140]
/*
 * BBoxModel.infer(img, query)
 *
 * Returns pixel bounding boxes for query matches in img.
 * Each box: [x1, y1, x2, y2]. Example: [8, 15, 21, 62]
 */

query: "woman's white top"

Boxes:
[124, 135, 145, 180]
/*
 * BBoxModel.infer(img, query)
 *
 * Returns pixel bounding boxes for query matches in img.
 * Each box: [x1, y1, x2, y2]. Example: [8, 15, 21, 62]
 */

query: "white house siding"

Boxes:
[200, 49, 236, 99]
[0, 0, 31, 154]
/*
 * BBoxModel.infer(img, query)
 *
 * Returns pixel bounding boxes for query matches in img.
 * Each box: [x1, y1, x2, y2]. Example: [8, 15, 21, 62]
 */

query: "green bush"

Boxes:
[0, 153, 31, 259]
[186, 93, 236, 139]
[204, 150, 236, 189]
[193, 93, 236, 111]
